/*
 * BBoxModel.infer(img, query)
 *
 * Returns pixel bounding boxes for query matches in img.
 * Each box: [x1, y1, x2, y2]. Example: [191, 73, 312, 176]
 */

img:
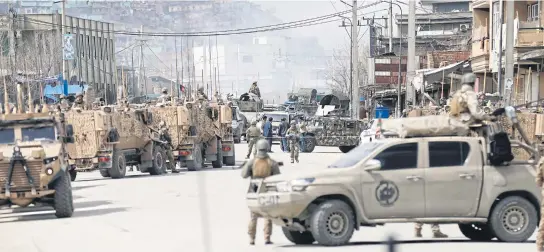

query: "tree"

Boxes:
[326, 41, 369, 98]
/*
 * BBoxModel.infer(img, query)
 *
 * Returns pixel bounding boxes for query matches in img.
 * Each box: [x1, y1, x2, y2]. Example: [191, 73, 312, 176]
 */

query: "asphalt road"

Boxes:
[0, 143, 537, 252]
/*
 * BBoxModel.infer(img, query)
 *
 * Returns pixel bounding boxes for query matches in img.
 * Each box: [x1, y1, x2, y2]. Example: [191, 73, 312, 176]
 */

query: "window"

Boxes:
[22, 126, 56, 142]
[0, 128, 15, 144]
[375, 71, 391, 76]
[375, 58, 391, 64]
[87, 36, 91, 57]
[93, 37, 97, 59]
[528, 3, 540, 22]
[105, 39, 109, 60]
[374, 143, 418, 170]
[242, 55, 253, 63]
[428, 141, 470, 167]
[79, 34, 84, 57]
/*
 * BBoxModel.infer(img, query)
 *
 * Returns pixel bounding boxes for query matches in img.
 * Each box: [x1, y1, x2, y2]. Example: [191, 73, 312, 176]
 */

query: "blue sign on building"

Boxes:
[375, 107, 390, 119]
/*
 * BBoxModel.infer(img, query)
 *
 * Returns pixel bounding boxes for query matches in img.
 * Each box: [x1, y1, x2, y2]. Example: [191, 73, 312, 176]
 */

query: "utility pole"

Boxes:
[203, 37, 208, 95]
[137, 25, 146, 97]
[351, 0, 359, 119]
[175, 36, 180, 98]
[497, 0, 504, 95]
[388, 1, 393, 52]
[504, 0, 514, 106]
[61, 0, 68, 96]
[406, 0, 416, 106]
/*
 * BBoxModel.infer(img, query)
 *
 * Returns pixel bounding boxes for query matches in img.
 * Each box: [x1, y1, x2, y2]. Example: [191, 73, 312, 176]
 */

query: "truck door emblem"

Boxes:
[375, 180, 399, 207]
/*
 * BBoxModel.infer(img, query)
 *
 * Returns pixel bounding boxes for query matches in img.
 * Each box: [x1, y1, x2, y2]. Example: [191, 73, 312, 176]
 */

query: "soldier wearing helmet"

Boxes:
[197, 87, 208, 100]
[286, 121, 300, 163]
[248, 81, 261, 98]
[157, 120, 179, 173]
[245, 120, 262, 159]
[449, 73, 493, 124]
[241, 139, 281, 245]
[157, 87, 171, 105]
[71, 92, 85, 110]
[58, 94, 70, 112]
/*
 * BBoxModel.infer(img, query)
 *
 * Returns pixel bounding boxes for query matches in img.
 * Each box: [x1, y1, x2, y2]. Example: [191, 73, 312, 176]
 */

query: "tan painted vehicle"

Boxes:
[247, 109, 541, 246]
[178, 100, 236, 171]
[65, 105, 170, 179]
[0, 110, 75, 218]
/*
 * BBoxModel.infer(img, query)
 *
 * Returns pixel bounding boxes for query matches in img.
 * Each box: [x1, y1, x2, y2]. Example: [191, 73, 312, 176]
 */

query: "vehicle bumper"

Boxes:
[222, 142, 235, 157]
[246, 191, 313, 219]
[176, 147, 195, 161]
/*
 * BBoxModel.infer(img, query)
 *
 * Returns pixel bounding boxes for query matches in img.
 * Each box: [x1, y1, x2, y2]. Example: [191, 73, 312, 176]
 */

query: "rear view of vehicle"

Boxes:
[0, 109, 74, 218]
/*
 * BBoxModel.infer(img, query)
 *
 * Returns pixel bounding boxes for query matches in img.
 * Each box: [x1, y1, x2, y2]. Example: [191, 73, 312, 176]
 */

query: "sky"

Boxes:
[251, 0, 409, 52]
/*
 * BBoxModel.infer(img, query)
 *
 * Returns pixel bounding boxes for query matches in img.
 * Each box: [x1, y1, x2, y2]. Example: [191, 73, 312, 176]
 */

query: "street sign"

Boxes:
[63, 34, 74, 60]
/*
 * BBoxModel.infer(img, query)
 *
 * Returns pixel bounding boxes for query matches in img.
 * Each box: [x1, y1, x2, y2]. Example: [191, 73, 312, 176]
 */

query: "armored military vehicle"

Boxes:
[0, 90, 74, 218]
[247, 109, 541, 246]
[285, 88, 319, 116]
[301, 94, 364, 153]
[177, 99, 236, 171]
[232, 93, 263, 140]
[65, 104, 170, 179]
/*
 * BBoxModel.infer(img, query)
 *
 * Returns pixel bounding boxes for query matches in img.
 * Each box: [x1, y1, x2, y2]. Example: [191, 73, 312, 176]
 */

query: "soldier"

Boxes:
[59, 94, 70, 111]
[245, 120, 262, 159]
[286, 121, 300, 163]
[197, 87, 208, 100]
[241, 139, 281, 245]
[449, 73, 494, 124]
[157, 87, 171, 104]
[414, 223, 448, 238]
[71, 93, 85, 109]
[248, 81, 261, 98]
[278, 118, 289, 152]
[158, 121, 180, 173]
[536, 157, 544, 252]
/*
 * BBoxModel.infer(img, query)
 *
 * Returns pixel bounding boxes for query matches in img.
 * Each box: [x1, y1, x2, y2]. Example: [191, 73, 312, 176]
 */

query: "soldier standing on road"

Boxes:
[535, 157, 544, 251]
[248, 81, 261, 98]
[245, 120, 262, 159]
[286, 121, 300, 163]
[159, 121, 180, 173]
[449, 73, 494, 124]
[278, 118, 289, 152]
[241, 139, 281, 245]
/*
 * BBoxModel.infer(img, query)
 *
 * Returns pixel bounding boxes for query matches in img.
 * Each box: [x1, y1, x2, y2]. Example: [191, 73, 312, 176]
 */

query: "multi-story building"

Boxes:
[472, 0, 544, 104]
[0, 13, 117, 103]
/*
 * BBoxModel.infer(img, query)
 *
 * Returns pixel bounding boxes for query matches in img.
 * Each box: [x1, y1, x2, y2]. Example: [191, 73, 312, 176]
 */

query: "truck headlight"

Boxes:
[275, 178, 315, 192]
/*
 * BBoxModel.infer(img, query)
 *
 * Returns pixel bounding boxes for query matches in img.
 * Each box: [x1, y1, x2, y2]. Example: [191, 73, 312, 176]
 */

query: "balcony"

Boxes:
[516, 20, 544, 47]
[471, 0, 490, 9]
[471, 25, 490, 56]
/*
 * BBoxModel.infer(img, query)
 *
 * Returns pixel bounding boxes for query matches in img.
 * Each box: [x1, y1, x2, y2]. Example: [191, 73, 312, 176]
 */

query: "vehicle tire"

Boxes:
[149, 145, 168, 175]
[488, 196, 538, 242]
[282, 227, 315, 245]
[223, 146, 236, 166]
[109, 149, 127, 179]
[309, 199, 355, 246]
[187, 145, 203, 171]
[99, 169, 110, 178]
[339, 146, 355, 153]
[53, 171, 74, 218]
[69, 169, 77, 182]
[212, 140, 223, 168]
[303, 135, 316, 153]
[458, 223, 494, 241]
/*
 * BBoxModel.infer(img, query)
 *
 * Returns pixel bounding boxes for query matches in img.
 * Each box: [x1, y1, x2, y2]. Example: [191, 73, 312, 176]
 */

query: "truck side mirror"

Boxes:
[278, 161, 284, 166]
[364, 159, 381, 171]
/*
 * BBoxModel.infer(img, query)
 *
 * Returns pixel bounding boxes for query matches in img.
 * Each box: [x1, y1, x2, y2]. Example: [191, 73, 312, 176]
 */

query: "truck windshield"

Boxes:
[328, 142, 383, 168]
[0, 128, 15, 144]
[22, 126, 56, 142]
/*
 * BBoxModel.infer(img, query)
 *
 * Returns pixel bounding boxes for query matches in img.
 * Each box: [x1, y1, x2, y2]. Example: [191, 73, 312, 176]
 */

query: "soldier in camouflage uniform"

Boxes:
[449, 73, 494, 125]
[58, 94, 70, 112]
[241, 139, 281, 245]
[245, 120, 262, 159]
[286, 121, 300, 163]
[197, 87, 208, 100]
[71, 93, 85, 110]
[157, 87, 171, 104]
[536, 157, 544, 252]
[248, 81, 261, 98]
[159, 121, 180, 173]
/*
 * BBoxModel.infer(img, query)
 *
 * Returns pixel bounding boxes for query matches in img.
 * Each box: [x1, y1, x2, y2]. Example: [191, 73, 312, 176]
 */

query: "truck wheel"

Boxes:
[223, 147, 236, 166]
[489, 196, 538, 242]
[309, 199, 355, 246]
[149, 145, 168, 175]
[109, 149, 127, 179]
[69, 169, 77, 182]
[303, 136, 316, 153]
[458, 223, 494, 241]
[339, 146, 355, 153]
[99, 169, 111, 178]
[212, 140, 223, 168]
[187, 145, 203, 171]
[282, 227, 315, 244]
[53, 171, 74, 218]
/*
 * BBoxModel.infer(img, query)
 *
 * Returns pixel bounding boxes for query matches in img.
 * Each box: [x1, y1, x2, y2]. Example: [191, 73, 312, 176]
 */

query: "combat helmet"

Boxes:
[461, 73, 476, 86]
[162, 87, 168, 94]
[255, 139, 269, 158]
[75, 92, 84, 98]
[251, 120, 257, 126]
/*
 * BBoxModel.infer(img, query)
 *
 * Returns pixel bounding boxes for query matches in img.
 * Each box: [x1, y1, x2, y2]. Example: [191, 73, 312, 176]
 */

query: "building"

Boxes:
[0, 13, 117, 103]
[472, 0, 544, 104]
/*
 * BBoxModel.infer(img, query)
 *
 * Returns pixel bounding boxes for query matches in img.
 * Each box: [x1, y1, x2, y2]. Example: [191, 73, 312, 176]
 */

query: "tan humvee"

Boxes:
[247, 113, 541, 246]
[177, 99, 236, 171]
[0, 111, 75, 218]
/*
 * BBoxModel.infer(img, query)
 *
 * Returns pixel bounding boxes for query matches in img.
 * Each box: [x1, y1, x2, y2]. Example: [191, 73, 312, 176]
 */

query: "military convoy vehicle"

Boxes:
[285, 88, 319, 116]
[176, 99, 236, 171]
[301, 94, 364, 153]
[65, 104, 171, 179]
[0, 88, 74, 218]
[231, 93, 263, 140]
[247, 109, 541, 246]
